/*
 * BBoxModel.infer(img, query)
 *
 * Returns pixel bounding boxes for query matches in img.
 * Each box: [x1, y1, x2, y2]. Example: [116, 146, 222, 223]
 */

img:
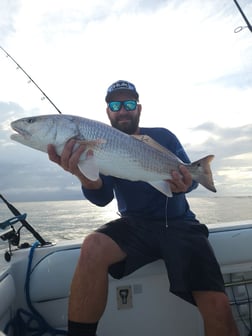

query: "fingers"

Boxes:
[47, 141, 102, 189]
[68, 144, 89, 174]
[178, 165, 192, 187]
[168, 165, 192, 193]
[47, 144, 61, 165]
[60, 139, 78, 171]
[47, 140, 87, 175]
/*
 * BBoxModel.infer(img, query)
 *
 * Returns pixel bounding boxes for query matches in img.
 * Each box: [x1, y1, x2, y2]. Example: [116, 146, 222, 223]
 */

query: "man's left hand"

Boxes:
[168, 165, 192, 194]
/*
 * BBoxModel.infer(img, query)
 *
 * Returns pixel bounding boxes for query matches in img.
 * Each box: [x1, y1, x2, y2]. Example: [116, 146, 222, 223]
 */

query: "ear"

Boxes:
[137, 103, 142, 115]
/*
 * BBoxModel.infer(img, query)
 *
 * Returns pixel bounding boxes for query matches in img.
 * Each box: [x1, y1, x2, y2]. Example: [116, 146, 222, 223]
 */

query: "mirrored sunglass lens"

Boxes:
[109, 101, 122, 112]
[124, 100, 137, 111]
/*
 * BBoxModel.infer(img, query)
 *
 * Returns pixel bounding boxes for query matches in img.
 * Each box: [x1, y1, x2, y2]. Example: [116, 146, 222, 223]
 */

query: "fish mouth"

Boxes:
[11, 124, 31, 140]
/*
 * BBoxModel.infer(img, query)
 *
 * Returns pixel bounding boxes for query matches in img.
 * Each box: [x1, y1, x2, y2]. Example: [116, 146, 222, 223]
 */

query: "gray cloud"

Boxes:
[189, 122, 252, 157]
[0, 143, 82, 202]
[0, 101, 24, 119]
[184, 122, 252, 196]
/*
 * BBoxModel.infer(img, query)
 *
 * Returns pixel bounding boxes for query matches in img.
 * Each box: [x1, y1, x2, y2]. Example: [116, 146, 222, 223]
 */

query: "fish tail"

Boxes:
[191, 155, 217, 193]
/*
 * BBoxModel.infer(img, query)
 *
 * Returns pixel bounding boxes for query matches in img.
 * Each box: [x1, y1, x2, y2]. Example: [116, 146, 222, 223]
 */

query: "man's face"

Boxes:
[106, 92, 142, 135]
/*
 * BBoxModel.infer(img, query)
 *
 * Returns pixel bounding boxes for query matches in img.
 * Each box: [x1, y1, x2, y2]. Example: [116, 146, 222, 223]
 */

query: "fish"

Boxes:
[10, 114, 216, 197]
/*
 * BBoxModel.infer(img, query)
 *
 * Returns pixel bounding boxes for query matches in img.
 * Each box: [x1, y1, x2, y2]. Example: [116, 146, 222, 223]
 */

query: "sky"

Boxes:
[0, 0, 251, 202]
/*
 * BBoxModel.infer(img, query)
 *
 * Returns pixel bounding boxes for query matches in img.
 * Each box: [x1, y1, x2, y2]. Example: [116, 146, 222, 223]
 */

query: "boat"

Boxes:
[1, 195, 252, 336]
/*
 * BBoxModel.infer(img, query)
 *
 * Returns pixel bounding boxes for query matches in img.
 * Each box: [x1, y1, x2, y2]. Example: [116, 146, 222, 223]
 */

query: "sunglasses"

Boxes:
[108, 100, 137, 112]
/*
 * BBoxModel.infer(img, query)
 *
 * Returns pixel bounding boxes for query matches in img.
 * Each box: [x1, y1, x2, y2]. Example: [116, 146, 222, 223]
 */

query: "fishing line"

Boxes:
[165, 196, 169, 228]
[0, 45, 62, 114]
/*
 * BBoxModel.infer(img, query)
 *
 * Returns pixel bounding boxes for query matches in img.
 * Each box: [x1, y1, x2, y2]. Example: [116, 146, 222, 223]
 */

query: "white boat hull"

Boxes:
[1, 220, 252, 335]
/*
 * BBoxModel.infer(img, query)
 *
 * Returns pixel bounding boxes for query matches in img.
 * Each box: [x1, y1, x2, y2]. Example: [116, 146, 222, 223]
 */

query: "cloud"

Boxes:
[0, 143, 82, 202]
[0, 101, 24, 118]
[191, 122, 252, 156]
[0, 102, 25, 147]
[183, 122, 252, 196]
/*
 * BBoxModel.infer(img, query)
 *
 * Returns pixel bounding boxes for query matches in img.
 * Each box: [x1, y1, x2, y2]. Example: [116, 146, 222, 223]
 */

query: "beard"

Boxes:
[109, 113, 140, 135]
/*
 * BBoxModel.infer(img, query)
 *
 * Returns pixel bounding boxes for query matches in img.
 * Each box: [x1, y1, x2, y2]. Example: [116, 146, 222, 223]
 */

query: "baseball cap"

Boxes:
[105, 80, 139, 102]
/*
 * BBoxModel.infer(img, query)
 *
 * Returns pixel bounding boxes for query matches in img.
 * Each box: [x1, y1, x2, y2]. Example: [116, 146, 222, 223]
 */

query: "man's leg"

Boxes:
[68, 232, 126, 335]
[193, 291, 239, 336]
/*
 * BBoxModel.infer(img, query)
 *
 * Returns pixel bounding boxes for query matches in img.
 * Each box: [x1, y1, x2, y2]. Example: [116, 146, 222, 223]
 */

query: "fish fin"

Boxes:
[132, 135, 167, 152]
[132, 135, 182, 161]
[149, 181, 173, 197]
[191, 155, 217, 193]
[76, 139, 106, 148]
[78, 152, 100, 181]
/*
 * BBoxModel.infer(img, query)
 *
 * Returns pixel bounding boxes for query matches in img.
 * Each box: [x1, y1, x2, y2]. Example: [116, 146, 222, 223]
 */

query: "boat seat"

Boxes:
[28, 248, 80, 328]
[29, 248, 80, 302]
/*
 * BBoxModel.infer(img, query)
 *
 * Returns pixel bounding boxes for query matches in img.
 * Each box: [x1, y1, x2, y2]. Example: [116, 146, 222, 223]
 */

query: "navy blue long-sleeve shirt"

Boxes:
[82, 127, 198, 221]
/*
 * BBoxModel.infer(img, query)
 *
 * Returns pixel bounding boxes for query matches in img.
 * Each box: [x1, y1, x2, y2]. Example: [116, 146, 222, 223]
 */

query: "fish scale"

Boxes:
[76, 117, 170, 177]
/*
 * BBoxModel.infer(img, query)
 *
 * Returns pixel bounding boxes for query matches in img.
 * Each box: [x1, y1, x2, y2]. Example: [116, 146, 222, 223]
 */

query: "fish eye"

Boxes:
[27, 118, 34, 124]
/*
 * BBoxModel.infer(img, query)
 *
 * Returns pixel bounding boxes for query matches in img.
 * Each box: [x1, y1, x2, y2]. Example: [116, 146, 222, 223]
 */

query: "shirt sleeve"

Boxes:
[82, 175, 115, 206]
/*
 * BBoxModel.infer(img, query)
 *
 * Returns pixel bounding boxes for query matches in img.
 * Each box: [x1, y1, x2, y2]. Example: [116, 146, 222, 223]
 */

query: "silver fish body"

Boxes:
[10, 114, 216, 197]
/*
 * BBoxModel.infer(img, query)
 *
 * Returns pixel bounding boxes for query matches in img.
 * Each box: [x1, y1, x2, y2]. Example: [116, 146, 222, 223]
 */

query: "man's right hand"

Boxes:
[47, 139, 103, 190]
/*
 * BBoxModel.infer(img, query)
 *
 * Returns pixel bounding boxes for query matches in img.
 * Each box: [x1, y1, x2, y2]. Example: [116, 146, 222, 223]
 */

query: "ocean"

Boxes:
[0, 196, 252, 254]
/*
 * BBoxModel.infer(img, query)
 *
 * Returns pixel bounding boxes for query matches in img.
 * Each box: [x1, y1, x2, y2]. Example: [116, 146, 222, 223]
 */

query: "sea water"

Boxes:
[0, 196, 252, 254]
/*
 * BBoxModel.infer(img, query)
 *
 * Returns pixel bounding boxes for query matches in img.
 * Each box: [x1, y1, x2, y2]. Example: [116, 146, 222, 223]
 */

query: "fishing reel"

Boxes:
[0, 194, 50, 262]
[0, 214, 30, 261]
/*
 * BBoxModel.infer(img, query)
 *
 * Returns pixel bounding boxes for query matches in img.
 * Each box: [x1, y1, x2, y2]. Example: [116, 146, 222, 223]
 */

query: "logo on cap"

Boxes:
[111, 81, 130, 90]
[105, 80, 139, 102]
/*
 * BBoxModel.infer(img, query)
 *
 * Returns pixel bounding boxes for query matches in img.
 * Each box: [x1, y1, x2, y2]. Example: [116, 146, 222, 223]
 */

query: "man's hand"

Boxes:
[47, 140, 102, 190]
[168, 165, 192, 194]
[48, 139, 85, 175]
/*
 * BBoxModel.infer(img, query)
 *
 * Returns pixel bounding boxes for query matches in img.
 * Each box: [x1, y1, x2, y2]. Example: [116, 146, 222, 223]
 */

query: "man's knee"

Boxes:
[79, 232, 126, 267]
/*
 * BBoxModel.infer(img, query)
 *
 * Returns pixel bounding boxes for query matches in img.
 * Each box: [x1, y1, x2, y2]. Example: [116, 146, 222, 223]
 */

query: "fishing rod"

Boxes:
[233, 0, 252, 33]
[0, 194, 48, 246]
[0, 45, 62, 114]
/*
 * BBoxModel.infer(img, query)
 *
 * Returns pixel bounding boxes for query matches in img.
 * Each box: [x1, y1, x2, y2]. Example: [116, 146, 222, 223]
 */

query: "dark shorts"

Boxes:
[95, 216, 225, 305]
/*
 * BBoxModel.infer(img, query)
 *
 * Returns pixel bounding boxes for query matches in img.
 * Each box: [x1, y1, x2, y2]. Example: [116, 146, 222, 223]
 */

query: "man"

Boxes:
[48, 80, 239, 336]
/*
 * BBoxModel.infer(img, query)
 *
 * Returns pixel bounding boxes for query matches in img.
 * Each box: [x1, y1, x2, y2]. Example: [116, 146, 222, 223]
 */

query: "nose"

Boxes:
[118, 105, 129, 114]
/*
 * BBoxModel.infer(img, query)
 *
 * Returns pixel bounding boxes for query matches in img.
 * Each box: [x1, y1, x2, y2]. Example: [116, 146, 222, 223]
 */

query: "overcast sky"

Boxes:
[0, 0, 251, 202]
